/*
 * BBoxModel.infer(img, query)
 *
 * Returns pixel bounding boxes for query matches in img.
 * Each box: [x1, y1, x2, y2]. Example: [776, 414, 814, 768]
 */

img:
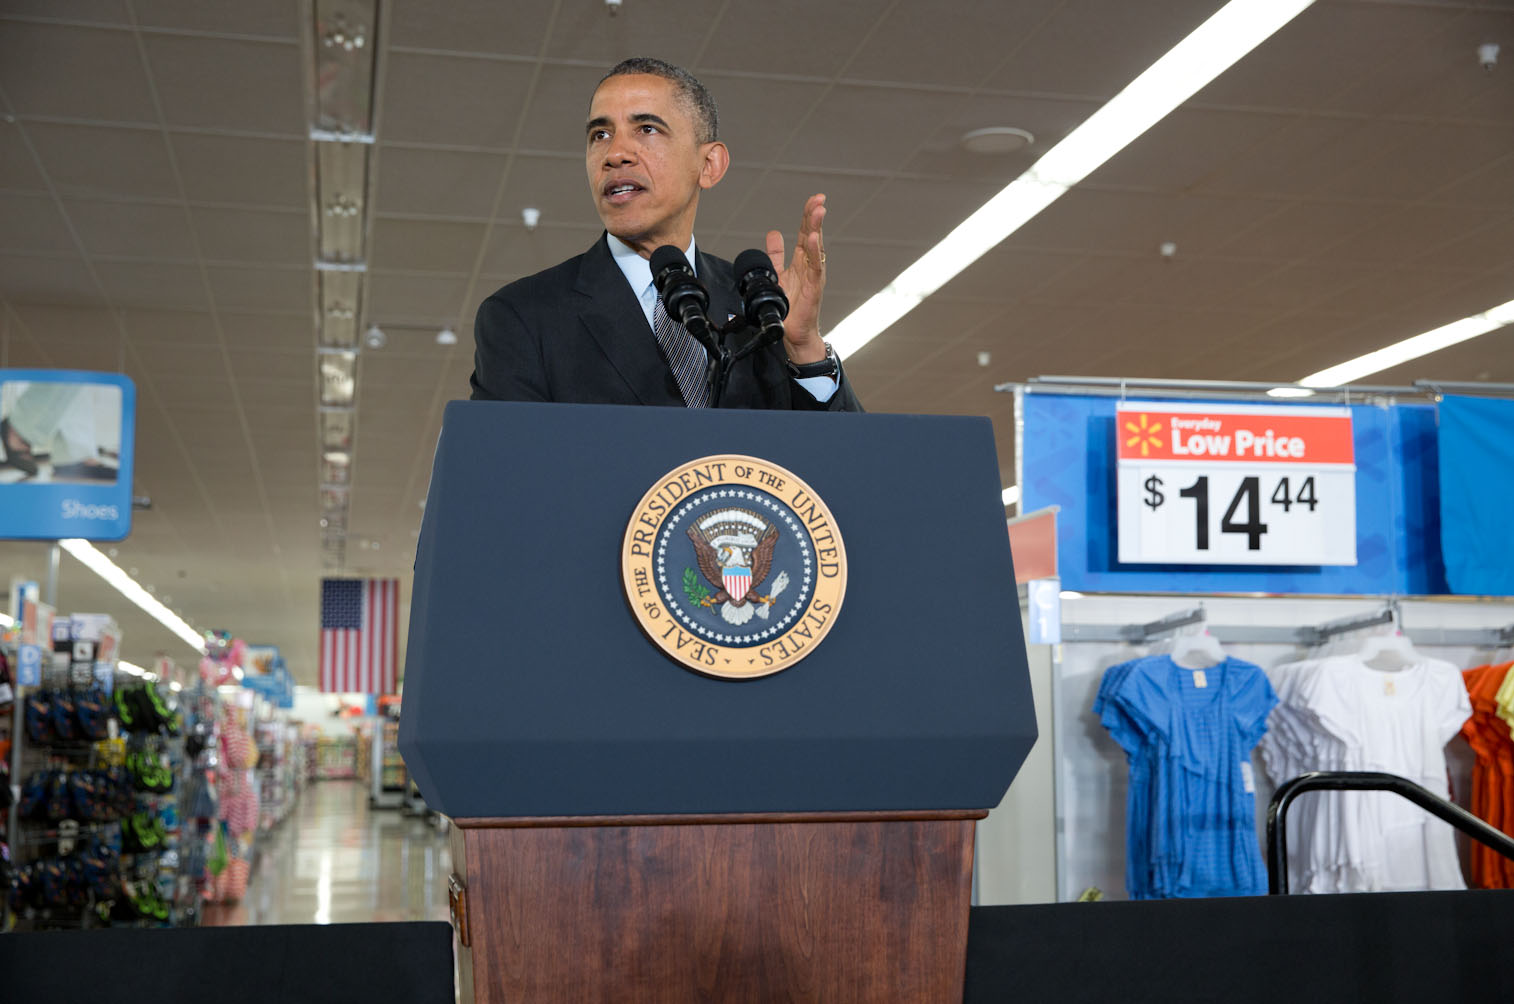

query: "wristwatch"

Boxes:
[787, 342, 839, 381]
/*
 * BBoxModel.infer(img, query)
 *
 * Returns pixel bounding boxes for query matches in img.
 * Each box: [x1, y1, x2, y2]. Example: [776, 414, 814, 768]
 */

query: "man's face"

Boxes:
[585, 73, 724, 255]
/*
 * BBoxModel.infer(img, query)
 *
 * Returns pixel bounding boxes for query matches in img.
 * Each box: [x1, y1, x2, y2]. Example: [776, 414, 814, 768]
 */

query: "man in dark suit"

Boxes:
[470, 58, 862, 412]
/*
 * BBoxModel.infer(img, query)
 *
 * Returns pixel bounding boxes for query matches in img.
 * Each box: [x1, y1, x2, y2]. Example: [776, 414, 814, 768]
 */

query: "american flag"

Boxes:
[320, 578, 400, 694]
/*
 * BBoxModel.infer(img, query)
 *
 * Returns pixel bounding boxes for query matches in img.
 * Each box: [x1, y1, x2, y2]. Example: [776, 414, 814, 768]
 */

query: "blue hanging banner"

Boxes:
[0, 370, 136, 541]
[1020, 391, 1448, 595]
[1437, 395, 1514, 596]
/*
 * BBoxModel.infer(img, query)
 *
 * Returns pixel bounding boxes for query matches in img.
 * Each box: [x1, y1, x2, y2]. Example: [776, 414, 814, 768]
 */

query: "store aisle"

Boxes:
[204, 780, 452, 926]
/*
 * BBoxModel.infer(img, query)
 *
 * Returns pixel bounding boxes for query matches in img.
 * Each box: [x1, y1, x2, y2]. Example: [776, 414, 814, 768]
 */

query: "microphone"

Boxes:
[650, 245, 717, 355]
[734, 249, 789, 346]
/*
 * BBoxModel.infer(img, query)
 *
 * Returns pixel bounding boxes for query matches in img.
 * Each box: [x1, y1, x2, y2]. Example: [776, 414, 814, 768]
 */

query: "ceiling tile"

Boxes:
[121, 307, 218, 345]
[492, 153, 599, 229]
[204, 264, 311, 312]
[140, 34, 304, 134]
[475, 223, 601, 278]
[129, 0, 301, 39]
[0, 253, 104, 304]
[218, 311, 310, 350]
[191, 206, 309, 264]
[0, 1, 128, 21]
[26, 123, 178, 200]
[0, 193, 75, 254]
[844, 0, 1063, 89]
[63, 198, 197, 259]
[693, 1, 887, 79]
[782, 85, 968, 172]
[1316, 121, 1514, 203]
[714, 168, 892, 242]
[388, 0, 552, 58]
[0, 121, 47, 190]
[1326, 204, 1501, 266]
[370, 218, 487, 274]
[364, 272, 470, 321]
[0, 22, 157, 122]
[1432, 153, 1514, 211]
[380, 51, 534, 148]
[373, 146, 506, 217]
[8, 303, 120, 340]
[541, 2, 712, 66]
[170, 132, 311, 208]
[1209, 200, 1382, 260]
[93, 260, 207, 308]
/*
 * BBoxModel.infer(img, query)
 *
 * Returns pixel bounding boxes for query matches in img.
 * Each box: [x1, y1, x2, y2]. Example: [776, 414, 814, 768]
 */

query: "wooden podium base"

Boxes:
[448, 810, 984, 1003]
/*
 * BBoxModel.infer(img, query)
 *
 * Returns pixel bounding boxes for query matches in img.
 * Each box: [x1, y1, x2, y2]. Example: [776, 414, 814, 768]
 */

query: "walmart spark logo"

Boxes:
[1124, 413, 1163, 457]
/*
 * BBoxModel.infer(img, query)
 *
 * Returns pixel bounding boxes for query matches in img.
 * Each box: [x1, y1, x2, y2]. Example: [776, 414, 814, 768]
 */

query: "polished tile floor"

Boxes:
[204, 779, 452, 926]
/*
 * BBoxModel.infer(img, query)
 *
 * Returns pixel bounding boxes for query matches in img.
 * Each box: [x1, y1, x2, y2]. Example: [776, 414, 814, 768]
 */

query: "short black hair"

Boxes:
[598, 57, 718, 144]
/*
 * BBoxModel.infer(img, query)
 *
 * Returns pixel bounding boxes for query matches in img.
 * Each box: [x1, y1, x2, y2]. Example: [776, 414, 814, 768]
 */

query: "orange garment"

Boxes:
[1460, 662, 1514, 888]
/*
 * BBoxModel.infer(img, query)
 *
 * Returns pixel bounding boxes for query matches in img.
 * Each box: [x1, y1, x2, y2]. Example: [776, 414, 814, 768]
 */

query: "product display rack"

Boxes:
[4, 617, 193, 930]
[313, 734, 357, 780]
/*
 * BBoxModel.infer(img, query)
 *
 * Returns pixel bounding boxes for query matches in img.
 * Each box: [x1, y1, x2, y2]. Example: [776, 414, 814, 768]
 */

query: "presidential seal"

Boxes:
[621, 455, 846, 679]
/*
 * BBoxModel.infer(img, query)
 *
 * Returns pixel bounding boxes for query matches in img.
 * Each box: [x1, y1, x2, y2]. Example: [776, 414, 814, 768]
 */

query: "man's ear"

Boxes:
[698, 141, 730, 190]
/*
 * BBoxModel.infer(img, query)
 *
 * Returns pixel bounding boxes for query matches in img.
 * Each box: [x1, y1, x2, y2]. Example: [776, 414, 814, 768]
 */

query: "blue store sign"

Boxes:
[0, 370, 136, 541]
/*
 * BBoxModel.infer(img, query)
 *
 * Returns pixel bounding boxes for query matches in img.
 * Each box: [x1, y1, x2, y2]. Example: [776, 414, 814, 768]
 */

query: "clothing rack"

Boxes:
[1118, 606, 1207, 643]
[1297, 604, 1399, 646]
[1063, 603, 1513, 649]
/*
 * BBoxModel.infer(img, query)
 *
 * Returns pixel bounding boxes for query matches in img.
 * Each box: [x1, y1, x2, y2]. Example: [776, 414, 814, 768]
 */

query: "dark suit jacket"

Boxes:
[469, 234, 864, 411]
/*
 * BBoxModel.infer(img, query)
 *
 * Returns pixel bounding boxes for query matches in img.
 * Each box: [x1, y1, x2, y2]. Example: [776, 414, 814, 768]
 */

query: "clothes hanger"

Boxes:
[1355, 629, 1420, 672]
[1170, 628, 1226, 670]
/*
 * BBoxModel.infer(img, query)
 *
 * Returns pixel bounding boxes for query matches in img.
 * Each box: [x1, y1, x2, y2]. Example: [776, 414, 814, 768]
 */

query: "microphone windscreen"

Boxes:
[649, 245, 691, 285]
[733, 248, 774, 280]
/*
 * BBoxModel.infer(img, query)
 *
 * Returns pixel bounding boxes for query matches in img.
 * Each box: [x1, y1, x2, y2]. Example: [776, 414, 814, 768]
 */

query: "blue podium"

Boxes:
[400, 401, 1035, 1002]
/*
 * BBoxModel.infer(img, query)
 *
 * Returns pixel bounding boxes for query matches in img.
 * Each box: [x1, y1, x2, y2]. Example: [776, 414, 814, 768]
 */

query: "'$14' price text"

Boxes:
[1142, 473, 1318, 551]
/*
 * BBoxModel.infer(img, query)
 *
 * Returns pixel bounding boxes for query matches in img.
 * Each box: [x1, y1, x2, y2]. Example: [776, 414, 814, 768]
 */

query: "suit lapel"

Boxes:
[573, 234, 670, 406]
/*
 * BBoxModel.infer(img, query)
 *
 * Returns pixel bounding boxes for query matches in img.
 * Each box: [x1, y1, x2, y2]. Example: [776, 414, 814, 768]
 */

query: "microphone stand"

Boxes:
[702, 318, 784, 409]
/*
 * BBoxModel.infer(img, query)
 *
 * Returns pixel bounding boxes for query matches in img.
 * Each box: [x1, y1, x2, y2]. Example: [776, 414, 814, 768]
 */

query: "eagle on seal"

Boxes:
[687, 522, 781, 625]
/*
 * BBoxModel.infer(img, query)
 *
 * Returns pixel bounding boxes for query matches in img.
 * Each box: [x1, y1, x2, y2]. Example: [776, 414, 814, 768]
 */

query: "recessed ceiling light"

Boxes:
[827, 0, 1318, 359]
[363, 324, 386, 349]
[436, 327, 458, 346]
[960, 127, 1034, 155]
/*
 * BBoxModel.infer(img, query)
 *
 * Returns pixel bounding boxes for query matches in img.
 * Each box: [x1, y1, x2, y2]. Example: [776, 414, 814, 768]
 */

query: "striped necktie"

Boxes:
[651, 291, 711, 408]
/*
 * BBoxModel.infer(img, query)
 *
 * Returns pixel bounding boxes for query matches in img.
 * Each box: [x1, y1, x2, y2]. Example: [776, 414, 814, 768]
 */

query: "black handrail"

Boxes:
[1266, 770, 1514, 895]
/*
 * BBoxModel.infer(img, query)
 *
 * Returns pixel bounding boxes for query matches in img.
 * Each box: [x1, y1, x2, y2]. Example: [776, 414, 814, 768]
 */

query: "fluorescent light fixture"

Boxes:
[828, 0, 1317, 357]
[1299, 297, 1514, 387]
[0, 611, 12, 627]
[119, 660, 157, 682]
[58, 539, 204, 653]
[1002, 485, 1021, 507]
[1266, 387, 1316, 398]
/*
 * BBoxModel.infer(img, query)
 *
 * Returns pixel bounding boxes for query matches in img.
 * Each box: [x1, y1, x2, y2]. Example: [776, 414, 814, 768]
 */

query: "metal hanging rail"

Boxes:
[1297, 604, 1397, 646]
[1061, 604, 1513, 649]
[994, 375, 1514, 401]
[1266, 772, 1514, 895]
[1120, 606, 1207, 643]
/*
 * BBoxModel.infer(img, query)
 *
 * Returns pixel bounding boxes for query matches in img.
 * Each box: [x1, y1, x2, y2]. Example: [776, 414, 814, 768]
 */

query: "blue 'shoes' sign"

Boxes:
[0, 369, 136, 541]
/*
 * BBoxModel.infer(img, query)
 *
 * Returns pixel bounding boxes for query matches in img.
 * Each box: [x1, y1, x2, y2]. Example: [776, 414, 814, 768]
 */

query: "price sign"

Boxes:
[1116, 402, 1356, 566]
